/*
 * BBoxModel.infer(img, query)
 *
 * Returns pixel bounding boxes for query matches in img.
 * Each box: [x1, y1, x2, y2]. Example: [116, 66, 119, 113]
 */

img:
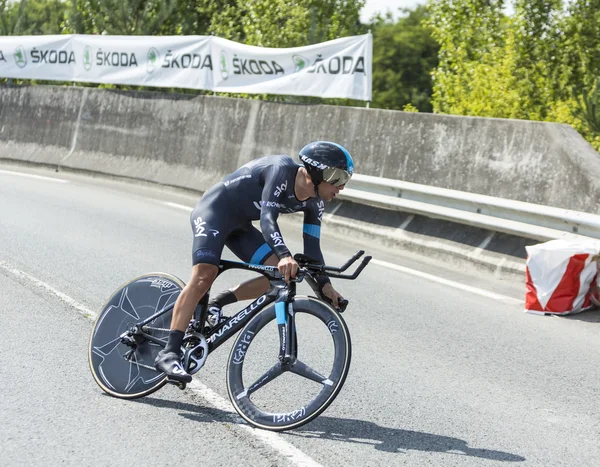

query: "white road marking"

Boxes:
[0, 169, 68, 183]
[188, 380, 324, 467]
[0, 260, 95, 317]
[0, 259, 323, 467]
[371, 258, 523, 305]
[398, 214, 415, 230]
[162, 201, 193, 212]
[476, 232, 495, 251]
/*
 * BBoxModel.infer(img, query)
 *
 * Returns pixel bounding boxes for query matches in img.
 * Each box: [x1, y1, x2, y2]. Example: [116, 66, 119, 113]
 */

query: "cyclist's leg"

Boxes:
[209, 226, 277, 310]
[230, 253, 277, 300]
[156, 188, 234, 381]
[155, 263, 218, 382]
[171, 263, 218, 331]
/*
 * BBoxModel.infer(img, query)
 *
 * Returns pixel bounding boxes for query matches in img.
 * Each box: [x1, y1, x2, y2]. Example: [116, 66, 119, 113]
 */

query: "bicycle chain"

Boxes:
[142, 326, 171, 333]
[126, 357, 161, 373]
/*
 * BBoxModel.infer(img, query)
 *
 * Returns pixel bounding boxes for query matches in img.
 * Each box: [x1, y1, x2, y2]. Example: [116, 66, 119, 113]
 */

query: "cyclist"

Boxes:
[155, 141, 354, 383]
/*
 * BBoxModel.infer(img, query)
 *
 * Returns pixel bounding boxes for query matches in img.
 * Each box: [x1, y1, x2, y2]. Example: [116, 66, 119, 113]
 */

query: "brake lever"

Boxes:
[321, 294, 349, 313]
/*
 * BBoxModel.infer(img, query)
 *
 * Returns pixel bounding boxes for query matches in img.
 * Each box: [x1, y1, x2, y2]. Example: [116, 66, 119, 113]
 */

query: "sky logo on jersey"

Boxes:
[274, 180, 287, 197]
[317, 200, 325, 221]
[270, 232, 284, 247]
[194, 217, 207, 237]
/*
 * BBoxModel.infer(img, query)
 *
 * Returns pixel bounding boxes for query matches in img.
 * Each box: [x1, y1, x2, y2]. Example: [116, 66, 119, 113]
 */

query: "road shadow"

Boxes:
[132, 397, 525, 462]
[130, 395, 232, 423]
[558, 307, 600, 323]
[288, 415, 525, 462]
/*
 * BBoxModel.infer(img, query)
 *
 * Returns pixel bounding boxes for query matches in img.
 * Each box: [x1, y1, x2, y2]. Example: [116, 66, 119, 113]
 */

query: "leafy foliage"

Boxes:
[576, 79, 600, 134]
[66, 0, 177, 35]
[1, 0, 68, 35]
[370, 6, 439, 112]
[426, 0, 600, 151]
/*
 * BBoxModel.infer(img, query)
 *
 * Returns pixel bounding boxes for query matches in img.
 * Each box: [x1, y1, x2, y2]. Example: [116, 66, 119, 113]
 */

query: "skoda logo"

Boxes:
[83, 46, 92, 71]
[14, 46, 27, 68]
[147, 47, 159, 73]
[220, 50, 228, 80]
[293, 54, 308, 72]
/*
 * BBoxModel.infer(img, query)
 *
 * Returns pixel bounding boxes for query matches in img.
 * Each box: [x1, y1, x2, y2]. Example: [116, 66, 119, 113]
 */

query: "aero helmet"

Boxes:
[298, 141, 354, 188]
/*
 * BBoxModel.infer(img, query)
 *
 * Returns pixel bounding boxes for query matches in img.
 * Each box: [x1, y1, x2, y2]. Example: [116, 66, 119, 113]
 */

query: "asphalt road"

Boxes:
[1, 163, 600, 467]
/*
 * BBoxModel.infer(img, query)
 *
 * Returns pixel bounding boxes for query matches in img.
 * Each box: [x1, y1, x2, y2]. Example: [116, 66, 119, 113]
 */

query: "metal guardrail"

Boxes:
[340, 174, 600, 241]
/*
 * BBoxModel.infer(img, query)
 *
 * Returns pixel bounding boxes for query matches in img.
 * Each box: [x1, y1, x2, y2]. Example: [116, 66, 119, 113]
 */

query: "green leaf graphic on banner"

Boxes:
[219, 50, 228, 80]
[147, 47, 159, 73]
[83, 46, 92, 71]
[293, 54, 308, 72]
[14, 46, 26, 67]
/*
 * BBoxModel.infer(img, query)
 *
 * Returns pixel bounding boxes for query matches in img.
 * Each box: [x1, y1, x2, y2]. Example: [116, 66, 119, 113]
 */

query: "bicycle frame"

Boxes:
[128, 250, 371, 364]
[130, 259, 301, 361]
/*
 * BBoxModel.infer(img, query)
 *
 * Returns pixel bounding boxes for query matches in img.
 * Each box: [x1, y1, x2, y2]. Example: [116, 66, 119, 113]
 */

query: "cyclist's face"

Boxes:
[318, 181, 344, 201]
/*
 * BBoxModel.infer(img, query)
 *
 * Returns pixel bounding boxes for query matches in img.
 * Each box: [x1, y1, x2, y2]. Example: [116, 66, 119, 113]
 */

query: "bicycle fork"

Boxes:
[275, 287, 297, 365]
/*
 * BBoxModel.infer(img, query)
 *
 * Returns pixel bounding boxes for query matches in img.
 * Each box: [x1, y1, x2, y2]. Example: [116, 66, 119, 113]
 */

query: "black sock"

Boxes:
[164, 330, 185, 355]
[208, 289, 238, 308]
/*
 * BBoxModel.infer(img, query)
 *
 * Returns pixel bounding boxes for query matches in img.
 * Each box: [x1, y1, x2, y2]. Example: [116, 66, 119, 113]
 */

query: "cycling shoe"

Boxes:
[154, 350, 192, 383]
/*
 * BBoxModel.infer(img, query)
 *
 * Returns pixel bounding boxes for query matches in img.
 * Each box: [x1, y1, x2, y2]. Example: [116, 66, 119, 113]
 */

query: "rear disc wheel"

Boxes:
[88, 272, 184, 399]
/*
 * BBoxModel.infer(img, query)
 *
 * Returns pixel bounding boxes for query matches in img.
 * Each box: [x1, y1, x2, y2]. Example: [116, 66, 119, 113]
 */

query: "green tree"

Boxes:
[208, 0, 364, 47]
[67, 0, 177, 35]
[0, 1, 18, 35]
[153, 0, 237, 36]
[3, 0, 67, 35]
[510, 0, 564, 120]
[575, 79, 600, 134]
[425, 0, 507, 115]
[370, 6, 439, 112]
[560, 0, 600, 93]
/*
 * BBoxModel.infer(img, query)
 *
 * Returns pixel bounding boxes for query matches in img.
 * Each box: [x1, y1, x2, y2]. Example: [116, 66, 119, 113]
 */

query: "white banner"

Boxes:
[0, 35, 74, 81]
[0, 34, 371, 100]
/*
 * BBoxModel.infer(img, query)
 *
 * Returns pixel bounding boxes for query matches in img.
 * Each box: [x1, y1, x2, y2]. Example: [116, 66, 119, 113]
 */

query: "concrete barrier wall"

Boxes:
[1, 84, 599, 213]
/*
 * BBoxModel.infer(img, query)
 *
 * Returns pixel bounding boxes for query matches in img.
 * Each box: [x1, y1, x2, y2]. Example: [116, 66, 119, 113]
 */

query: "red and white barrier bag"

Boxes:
[525, 239, 600, 315]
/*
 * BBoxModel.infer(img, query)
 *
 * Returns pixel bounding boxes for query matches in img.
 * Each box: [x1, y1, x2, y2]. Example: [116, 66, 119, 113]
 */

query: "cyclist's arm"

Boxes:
[302, 202, 332, 291]
[259, 166, 292, 260]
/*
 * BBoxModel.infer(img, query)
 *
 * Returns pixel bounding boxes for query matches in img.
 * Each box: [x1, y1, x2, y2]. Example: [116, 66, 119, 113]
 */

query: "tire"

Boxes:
[226, 296, 352, 431]
[88, 272, 185, 399]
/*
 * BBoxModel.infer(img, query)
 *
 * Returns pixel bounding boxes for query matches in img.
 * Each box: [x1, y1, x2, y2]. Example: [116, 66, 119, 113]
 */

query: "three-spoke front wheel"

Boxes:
[226, 296, 352, 431]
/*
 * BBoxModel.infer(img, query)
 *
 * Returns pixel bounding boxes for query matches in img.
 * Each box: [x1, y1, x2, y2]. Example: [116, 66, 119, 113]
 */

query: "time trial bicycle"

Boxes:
[88, 250, 371, 431]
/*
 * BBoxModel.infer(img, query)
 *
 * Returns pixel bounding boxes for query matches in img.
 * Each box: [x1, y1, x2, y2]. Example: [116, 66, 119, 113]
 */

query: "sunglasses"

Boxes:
[322, 167, 352, 187]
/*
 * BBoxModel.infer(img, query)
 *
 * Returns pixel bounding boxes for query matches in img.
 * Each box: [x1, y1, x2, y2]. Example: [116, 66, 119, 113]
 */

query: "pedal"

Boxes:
[182, 334, 209, 375]
[166, 378, 187, 390]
